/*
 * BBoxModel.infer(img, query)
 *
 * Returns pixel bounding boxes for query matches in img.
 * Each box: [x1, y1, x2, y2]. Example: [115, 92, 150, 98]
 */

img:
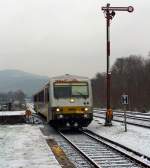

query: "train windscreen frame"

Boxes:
[54, 82, 89, 99]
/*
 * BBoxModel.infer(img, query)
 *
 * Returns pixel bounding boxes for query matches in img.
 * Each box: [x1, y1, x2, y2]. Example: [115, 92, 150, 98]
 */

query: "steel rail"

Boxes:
[83, 129, 150, 168]
[113, 113, 150, 121]
[94, 115, 150, 129]
[94, 108, 150, 116]
[58, 131, 101, 168]
[58, 130, 146, 168]
[94, 110, 150, 121]
[95, 112, 150, 122]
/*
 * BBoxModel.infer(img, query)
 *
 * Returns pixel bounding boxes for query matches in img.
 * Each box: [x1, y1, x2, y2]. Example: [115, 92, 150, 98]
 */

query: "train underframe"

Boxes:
[50, 113, 93, 129]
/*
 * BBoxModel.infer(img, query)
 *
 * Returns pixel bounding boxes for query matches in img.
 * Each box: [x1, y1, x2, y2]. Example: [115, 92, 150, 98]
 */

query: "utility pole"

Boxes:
[101, 4, 134, 126]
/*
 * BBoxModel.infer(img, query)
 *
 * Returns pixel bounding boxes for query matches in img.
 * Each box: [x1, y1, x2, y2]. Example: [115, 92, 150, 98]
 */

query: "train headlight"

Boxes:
[84, 107, 88, 111]
[56, 108, 60, 112]
[70, 98, 74, 103]
[84, 114, 88, 118]
[74, 122, 78, 127]
[66, 122, 70, 127]
[58, 114, 63, 118]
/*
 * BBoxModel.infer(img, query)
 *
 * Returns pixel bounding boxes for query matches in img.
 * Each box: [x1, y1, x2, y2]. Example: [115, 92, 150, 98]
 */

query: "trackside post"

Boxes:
[101, 3, 134, 126]
[121, 94, 129, 132]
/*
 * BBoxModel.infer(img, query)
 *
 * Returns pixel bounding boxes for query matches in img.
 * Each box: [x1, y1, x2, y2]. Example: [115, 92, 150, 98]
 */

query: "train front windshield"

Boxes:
[54, 82, 89, 98]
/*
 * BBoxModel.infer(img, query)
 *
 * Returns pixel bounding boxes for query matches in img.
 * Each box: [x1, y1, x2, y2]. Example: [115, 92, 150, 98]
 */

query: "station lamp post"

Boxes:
[101, 4, 134, 126]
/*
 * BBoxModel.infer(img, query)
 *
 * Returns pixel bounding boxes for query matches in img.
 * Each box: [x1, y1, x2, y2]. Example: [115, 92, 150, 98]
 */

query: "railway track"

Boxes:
[93, 109, 150, 128]
[97, 111, 150, 121]
[94, 109, 150, 119]
[31, 108, 150, 167]
[114, 113, 150, 121]
[58, 129, 150, 168]
[94, 115, 150, 129]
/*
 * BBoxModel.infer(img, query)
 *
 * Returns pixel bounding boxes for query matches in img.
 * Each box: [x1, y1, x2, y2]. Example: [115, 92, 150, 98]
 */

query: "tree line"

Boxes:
[0, 90, 25, 104]
[91, 55, 150, 112]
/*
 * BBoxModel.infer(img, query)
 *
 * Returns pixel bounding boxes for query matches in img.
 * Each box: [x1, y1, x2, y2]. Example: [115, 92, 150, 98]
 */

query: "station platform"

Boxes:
[0, 111, 26, 116]
[0, 124, 61, 168]
[0, 111, 26, 124]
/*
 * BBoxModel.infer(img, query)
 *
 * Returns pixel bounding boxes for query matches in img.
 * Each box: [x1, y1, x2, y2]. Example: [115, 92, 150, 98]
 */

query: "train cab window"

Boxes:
[39, 90, 44, 102]
[54, 82, 89, 99]
[72, 85, 89, 98]
[54, 85, 71, 98]
[33, 95, 37, 102]
[45, 87, 49, 102]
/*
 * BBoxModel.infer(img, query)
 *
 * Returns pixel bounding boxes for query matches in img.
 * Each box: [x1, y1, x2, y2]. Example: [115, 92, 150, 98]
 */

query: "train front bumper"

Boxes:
[53, 112, 93, 128]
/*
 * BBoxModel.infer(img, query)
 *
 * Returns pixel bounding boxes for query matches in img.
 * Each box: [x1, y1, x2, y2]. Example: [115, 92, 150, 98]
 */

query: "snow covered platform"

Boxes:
[0, 111, 27, 124]
[0, 111, 26, 116]
[0, 125, 61, 168]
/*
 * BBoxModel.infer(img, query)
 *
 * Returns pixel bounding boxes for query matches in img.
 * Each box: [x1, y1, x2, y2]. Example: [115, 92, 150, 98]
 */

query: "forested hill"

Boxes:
[0, 69, 48, 96]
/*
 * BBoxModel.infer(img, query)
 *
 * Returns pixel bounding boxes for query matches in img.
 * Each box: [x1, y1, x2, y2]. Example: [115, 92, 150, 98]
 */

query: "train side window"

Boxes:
[39, 90, 44, 103]
[47, 88, 49, 102]
[34, 95, 37, 102]
[45, 87, 49, 103]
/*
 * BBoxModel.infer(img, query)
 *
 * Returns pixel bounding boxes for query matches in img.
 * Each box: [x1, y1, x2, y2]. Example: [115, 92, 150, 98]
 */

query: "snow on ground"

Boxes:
[0, 124, 61, 168]
[88, 118, 150, 157]
[0, 111, 26, 116]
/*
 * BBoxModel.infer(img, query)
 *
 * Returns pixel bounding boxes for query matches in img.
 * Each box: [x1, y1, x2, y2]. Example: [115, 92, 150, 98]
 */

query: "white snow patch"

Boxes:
[0, 125, 61, 168]
[88, 118, 150, 157]
[0, 111, 26, 116]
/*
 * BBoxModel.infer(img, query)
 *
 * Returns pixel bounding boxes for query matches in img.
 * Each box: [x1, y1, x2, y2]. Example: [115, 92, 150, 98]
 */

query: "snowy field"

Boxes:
[88, 118, 150, 157]
[0, 125, 61, 168]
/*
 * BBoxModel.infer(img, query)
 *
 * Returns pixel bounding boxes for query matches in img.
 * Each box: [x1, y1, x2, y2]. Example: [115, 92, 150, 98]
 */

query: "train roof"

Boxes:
[50, 74, 89, 81]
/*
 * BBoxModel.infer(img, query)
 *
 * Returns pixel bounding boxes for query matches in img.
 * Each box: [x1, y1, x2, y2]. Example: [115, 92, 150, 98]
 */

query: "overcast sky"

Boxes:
[0, 0, 150, 78]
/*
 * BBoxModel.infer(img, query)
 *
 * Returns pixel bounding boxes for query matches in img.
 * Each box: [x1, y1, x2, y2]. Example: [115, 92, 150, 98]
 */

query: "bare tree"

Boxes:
[91, 54, 150, 111]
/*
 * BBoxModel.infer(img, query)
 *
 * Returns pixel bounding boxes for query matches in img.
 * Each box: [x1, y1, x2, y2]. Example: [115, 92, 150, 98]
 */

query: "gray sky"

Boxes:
[0, 0, 150, 78]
